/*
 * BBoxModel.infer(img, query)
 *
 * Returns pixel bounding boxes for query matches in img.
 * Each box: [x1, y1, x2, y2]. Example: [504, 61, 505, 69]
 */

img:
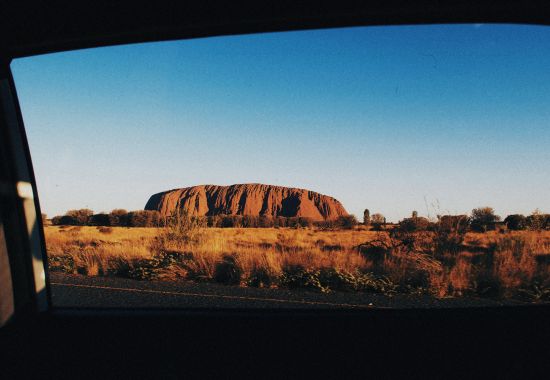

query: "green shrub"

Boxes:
[504, 214, 527, 231]
[219, 215, 242, 228]
[51, 216, 63, 225]
[278, 266, 396, 294]
[63, 209, 94, 226]
[247, 267, 274, 288]
[437, 215, 470, 233]
[398, 217, 430, 232]
[258, 216, 274, 228]
[241, 215, 259, 228]
[89, 213, 110, 226]
[126, 259, 163, 280]
[517, 282, 550, 302]
[357, 241, 390, 263]
[116, 252, 179, 280]
[470, 207, 500, 232]
[318, 268, 395, 294]
[279, 266, 329, 292]
[48, 255, 76, 273]
[526, 210, 548, 231]
[164, 209, 206, 243]
[108, 209, 129, 226]
[370, 213, 386, 230]
[127, 210, 162, 227]
[336, 215, 358, 229]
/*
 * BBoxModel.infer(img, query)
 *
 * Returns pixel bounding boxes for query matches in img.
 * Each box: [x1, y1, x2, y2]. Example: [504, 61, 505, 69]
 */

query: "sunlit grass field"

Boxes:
[45, 225, 550, 301]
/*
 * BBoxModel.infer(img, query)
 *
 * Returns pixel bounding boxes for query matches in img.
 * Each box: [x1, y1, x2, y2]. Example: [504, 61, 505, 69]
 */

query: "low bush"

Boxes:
[163, 209, 206, 243]
[279, 266, 330, 292]
[526, 210, 550, 231]
[89, 213, 110, 226]
[357, 240, 390, 263]
[278, 266, 396, 294]
[470, 207, 500, 232]
[51, 216, 62, 225]
[108, 209, 129, 226]
[336, 215, 358, 229]
[64, 209, 94, 226]
[397, 217, 431, 232]
[214, 255, 242, 285]
[504, 214, 527, 231]
[48, 255, 76, 273]
[317, 268, 396, 294]
[127, 210, 162, 227]
[247, 266, 274, 288]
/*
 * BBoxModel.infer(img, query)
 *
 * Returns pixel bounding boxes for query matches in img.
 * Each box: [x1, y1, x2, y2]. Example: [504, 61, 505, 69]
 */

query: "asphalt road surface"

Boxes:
[49, 273, 527, 309]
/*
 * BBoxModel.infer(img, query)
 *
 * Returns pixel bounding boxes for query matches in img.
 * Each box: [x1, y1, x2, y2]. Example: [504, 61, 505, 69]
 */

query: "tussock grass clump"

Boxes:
[214, 255, 243, 285]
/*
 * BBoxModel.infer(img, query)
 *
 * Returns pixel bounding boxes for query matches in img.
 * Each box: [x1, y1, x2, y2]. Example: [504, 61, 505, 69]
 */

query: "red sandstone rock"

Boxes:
[144, 183, 348, 220]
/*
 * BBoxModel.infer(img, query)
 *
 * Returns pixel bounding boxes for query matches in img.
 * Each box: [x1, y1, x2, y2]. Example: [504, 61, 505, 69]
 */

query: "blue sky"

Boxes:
[10, 24, 550, 222]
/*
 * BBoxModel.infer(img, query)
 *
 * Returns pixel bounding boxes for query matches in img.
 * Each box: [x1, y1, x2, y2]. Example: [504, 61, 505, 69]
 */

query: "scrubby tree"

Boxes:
[51, 215, 62, 225]
[108, 209, 128, 226]
[336, 215, 358, 230]
[242, 215, 259, 228]
[164, 209, 206, 242]
[504, 214, 527, 231]
[370, 213, 385, 231]
[438, 215, 470, 234]
[127, 210, 162, 227]
[232, 215, 243, 228]
[89, 213, 110, 226]
[371, 213, 385, 225]
[61, 209, 93, 225]
[398, 216, 430, 232]
[258, 216, 274, 228]
[298, 217, 313, 228]
[207, 215, 222, 228]
[58, 215, 77, 225]
[526, 209, 546, 231]
[220, 215, 239, 228]
[274, 217, 286, 228]
[432, 215, 470, 257]
[286, 217, 301, 228]
[470, 207, 500, 232]
[363, 209, 371, 226]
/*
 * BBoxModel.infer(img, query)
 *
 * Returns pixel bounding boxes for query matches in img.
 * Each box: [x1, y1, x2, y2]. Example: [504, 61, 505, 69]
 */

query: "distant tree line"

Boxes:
[51, 209, 164, 228]
[503, 210, 550, 231]
[50, 209, 359, 229]
[391, 207, 550, 233]
[50, 207, 550, 232]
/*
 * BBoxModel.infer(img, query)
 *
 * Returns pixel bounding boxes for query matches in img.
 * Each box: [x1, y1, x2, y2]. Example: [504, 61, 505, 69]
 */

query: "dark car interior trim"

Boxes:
[1, 1, 550, 377]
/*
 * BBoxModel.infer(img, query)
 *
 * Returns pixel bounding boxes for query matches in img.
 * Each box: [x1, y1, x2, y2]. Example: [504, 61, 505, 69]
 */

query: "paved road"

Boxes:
[49, 273, 526, 309]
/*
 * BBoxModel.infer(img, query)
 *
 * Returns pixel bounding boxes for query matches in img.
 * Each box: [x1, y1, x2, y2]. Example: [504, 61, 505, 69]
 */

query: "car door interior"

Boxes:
[1, 1, 550, 378]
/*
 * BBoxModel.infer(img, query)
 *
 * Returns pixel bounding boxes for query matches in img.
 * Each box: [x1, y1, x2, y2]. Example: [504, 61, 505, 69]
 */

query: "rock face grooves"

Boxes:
[144, 184, 348, 221]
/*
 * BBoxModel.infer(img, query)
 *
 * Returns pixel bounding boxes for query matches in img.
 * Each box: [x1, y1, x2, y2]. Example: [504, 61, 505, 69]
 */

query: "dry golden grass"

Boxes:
[45, 226, 157, 276]
[44, 226, 550, 299]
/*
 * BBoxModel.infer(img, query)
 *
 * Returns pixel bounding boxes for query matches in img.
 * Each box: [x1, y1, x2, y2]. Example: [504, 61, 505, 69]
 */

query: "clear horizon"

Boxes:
[11, 24, 550, 222]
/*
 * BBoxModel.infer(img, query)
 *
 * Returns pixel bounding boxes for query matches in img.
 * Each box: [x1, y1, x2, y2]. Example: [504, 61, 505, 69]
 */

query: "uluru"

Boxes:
[144, 184, 349, 221]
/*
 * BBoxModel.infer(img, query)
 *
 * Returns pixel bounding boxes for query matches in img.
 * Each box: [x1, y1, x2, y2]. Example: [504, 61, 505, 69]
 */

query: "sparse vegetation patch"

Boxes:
[44, 223, 550, 301]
